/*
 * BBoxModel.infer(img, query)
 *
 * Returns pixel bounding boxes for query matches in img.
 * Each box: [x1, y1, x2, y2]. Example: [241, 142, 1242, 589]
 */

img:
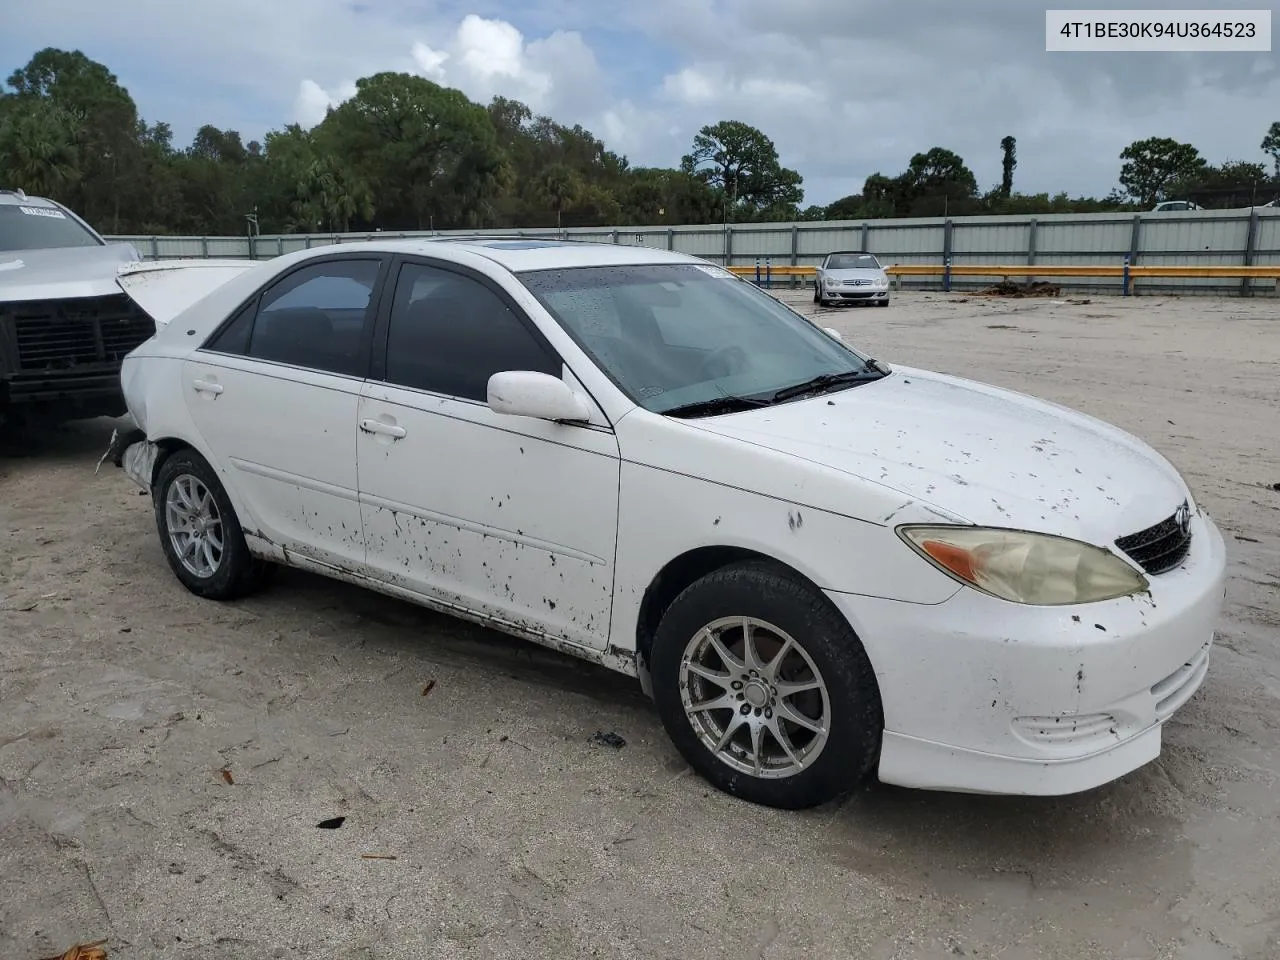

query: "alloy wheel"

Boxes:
[679, 616, 831, 779]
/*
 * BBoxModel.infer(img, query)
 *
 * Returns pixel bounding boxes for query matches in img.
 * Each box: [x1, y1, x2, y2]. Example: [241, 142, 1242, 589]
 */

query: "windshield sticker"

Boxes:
[691, 264, 735, 279]
[18, 206, 67, 219]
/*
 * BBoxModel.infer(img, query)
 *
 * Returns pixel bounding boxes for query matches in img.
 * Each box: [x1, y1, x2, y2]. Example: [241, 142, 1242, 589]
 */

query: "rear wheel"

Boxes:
[651, 560, 883, 809]
[154, 449, 273, 600]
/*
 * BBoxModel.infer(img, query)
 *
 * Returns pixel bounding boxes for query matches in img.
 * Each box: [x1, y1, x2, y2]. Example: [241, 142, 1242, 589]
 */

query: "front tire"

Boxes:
[153, 449, 272, 600]
[651, 560, 883, 810]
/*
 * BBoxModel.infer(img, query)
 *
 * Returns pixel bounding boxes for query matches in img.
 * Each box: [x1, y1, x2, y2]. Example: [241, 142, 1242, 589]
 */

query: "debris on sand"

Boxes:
[977, 280, 1062, 298]
[40, 941, 108, 960]
[591, 731, 627, 749]
[316, 816, 346, 829]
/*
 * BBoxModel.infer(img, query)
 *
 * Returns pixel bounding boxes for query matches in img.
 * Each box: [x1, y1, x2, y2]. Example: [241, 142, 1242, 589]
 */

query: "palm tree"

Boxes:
[0, 101, 81, 197]
[536, 163, 579, 229]
[289, 157, 373, 232]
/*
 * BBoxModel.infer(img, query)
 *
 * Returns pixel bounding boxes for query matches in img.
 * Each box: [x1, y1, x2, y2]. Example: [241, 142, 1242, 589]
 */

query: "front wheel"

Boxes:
[154, 449, 273, 600]
[651, 560, 883, 809]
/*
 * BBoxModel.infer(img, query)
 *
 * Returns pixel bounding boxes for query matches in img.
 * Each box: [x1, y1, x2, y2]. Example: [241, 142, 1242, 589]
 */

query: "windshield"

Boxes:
[518, 263, 883, 415]
[0, 203, 102, 252]
[825, 253, 880, 270]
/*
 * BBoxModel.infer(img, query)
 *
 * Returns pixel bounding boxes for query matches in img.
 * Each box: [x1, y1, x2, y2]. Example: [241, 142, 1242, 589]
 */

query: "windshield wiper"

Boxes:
[662, 395, 772, 418]
[862, 357, 891, 374]
[771, 369, 880, 403]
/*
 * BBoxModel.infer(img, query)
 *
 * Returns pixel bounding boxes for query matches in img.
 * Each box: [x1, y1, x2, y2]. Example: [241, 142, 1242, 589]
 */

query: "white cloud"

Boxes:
[410, 42, 449, 81]
[288, 13, 605, 131]
[292, 79, 357, 129]
[663, 68, 718, 104]
[598, 101, 673, 156]
[452, 15, 554, 105]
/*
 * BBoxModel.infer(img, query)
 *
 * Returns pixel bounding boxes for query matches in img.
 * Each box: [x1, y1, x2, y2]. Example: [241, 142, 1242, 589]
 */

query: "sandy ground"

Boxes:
[1, 290, 1278, 960]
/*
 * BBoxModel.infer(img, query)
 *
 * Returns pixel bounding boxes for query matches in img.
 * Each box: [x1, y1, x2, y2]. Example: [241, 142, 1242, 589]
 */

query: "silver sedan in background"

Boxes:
[814, 251, 890, 307]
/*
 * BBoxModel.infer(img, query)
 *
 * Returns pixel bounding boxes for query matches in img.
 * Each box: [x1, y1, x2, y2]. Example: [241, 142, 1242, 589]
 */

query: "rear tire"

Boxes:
[153, 449, 273, 600]
[651, 560, 883, 810]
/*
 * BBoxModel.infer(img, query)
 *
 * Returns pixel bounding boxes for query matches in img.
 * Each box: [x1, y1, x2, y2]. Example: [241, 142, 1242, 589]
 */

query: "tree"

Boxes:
[171, 124, 263, 234]
[0, 97, 81, 197]
[5, 48, 146, 232]
[897, 147, 979, 216]
[8, 44, 1267, 236]
[536, 162, 579, 228]
[1118, 137, 1207, 206]
[860, 173, 900, 218]
[189, 124, 249, 165]
[679, 120, 803, 217]
[825, 194, 864, 219]
[319, 72, 502, 230]
[261, 124, 373, 232]
[1261, 122, 1280, 178]
[1000, 136, 1016, 197]
[616, 168, 717, 225]
[1167, 159, 1269, 208]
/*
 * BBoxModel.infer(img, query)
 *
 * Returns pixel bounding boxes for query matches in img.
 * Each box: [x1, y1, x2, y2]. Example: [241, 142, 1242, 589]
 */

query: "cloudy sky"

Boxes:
[3, 0, 1278, 206]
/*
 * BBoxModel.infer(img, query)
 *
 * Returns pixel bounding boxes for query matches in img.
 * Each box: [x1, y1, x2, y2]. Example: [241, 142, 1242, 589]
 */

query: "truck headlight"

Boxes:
[896, 525, 1148, 605]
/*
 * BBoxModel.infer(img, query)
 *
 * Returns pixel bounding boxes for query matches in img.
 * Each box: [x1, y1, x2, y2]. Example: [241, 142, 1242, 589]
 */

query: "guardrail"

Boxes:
[729, 261, 1280, 296]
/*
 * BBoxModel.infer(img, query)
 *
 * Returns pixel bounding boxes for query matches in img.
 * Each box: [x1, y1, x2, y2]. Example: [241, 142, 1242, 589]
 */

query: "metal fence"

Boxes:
[107, 206, 1280, 296]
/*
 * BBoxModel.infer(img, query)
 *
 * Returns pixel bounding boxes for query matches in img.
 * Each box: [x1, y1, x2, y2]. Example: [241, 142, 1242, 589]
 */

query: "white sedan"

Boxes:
[106, 238, 1226, 810]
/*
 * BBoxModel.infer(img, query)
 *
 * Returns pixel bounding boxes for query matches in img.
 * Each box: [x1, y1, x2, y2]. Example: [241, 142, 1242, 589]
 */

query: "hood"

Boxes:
[0, 243, 142, 302]
[689, 367, 1190, 546]
[116, 259, 255, 328]
[822, 267, 887, 286]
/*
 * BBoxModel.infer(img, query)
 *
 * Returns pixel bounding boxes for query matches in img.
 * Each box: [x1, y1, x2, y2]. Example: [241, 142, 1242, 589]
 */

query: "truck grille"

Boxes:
[1115, 504, 1193, 575]
[5, 294, 155, 372]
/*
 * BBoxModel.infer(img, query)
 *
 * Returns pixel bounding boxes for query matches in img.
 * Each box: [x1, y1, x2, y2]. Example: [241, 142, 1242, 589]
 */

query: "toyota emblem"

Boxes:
[1174, 501, 1191, 537]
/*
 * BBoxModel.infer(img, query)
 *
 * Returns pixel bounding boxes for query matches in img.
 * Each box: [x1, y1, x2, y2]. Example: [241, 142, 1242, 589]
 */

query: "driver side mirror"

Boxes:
[487, 371, 592, 423]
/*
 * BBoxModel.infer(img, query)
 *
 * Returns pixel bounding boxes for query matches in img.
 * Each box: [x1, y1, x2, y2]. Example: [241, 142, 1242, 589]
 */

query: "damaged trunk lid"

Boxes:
[115, 259, 255, 330]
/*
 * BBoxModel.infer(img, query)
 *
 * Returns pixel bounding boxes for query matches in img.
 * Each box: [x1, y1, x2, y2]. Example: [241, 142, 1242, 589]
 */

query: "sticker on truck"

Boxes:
[19, 206, 68, 219]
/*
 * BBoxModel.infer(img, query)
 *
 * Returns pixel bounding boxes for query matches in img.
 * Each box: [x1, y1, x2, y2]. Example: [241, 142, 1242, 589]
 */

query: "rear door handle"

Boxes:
[360, 418, 406, 439]
[192, 379, 223, 395]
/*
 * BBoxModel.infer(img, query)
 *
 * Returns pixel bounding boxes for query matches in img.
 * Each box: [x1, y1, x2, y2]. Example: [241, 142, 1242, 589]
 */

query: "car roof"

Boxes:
[825, 250, 876, 256]
[0, 190, 61, 209]
[364, 236, 706, 273]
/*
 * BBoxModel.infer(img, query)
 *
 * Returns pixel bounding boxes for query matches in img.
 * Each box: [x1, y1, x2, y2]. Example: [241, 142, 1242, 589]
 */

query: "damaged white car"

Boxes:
[104, 238, 1226, 810]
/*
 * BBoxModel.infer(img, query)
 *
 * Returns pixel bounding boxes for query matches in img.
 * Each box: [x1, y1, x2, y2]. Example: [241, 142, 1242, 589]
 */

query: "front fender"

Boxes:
[607, 458, 963, 664]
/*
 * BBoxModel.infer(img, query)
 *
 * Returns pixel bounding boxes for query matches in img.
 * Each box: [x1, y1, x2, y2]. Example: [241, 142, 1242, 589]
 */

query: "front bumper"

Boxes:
[821, 285, 889, 302]
[827, 510, 1228, 795]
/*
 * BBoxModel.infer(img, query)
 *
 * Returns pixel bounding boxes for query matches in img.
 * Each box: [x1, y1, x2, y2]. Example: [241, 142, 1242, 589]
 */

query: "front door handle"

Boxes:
[192, 379, 224, 395]
[360, 418, 406, 439]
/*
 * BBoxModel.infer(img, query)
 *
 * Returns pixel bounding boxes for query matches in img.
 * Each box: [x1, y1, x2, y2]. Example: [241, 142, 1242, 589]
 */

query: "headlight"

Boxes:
[896, 525, 1148, 605]
[825, 276, 838, 287]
